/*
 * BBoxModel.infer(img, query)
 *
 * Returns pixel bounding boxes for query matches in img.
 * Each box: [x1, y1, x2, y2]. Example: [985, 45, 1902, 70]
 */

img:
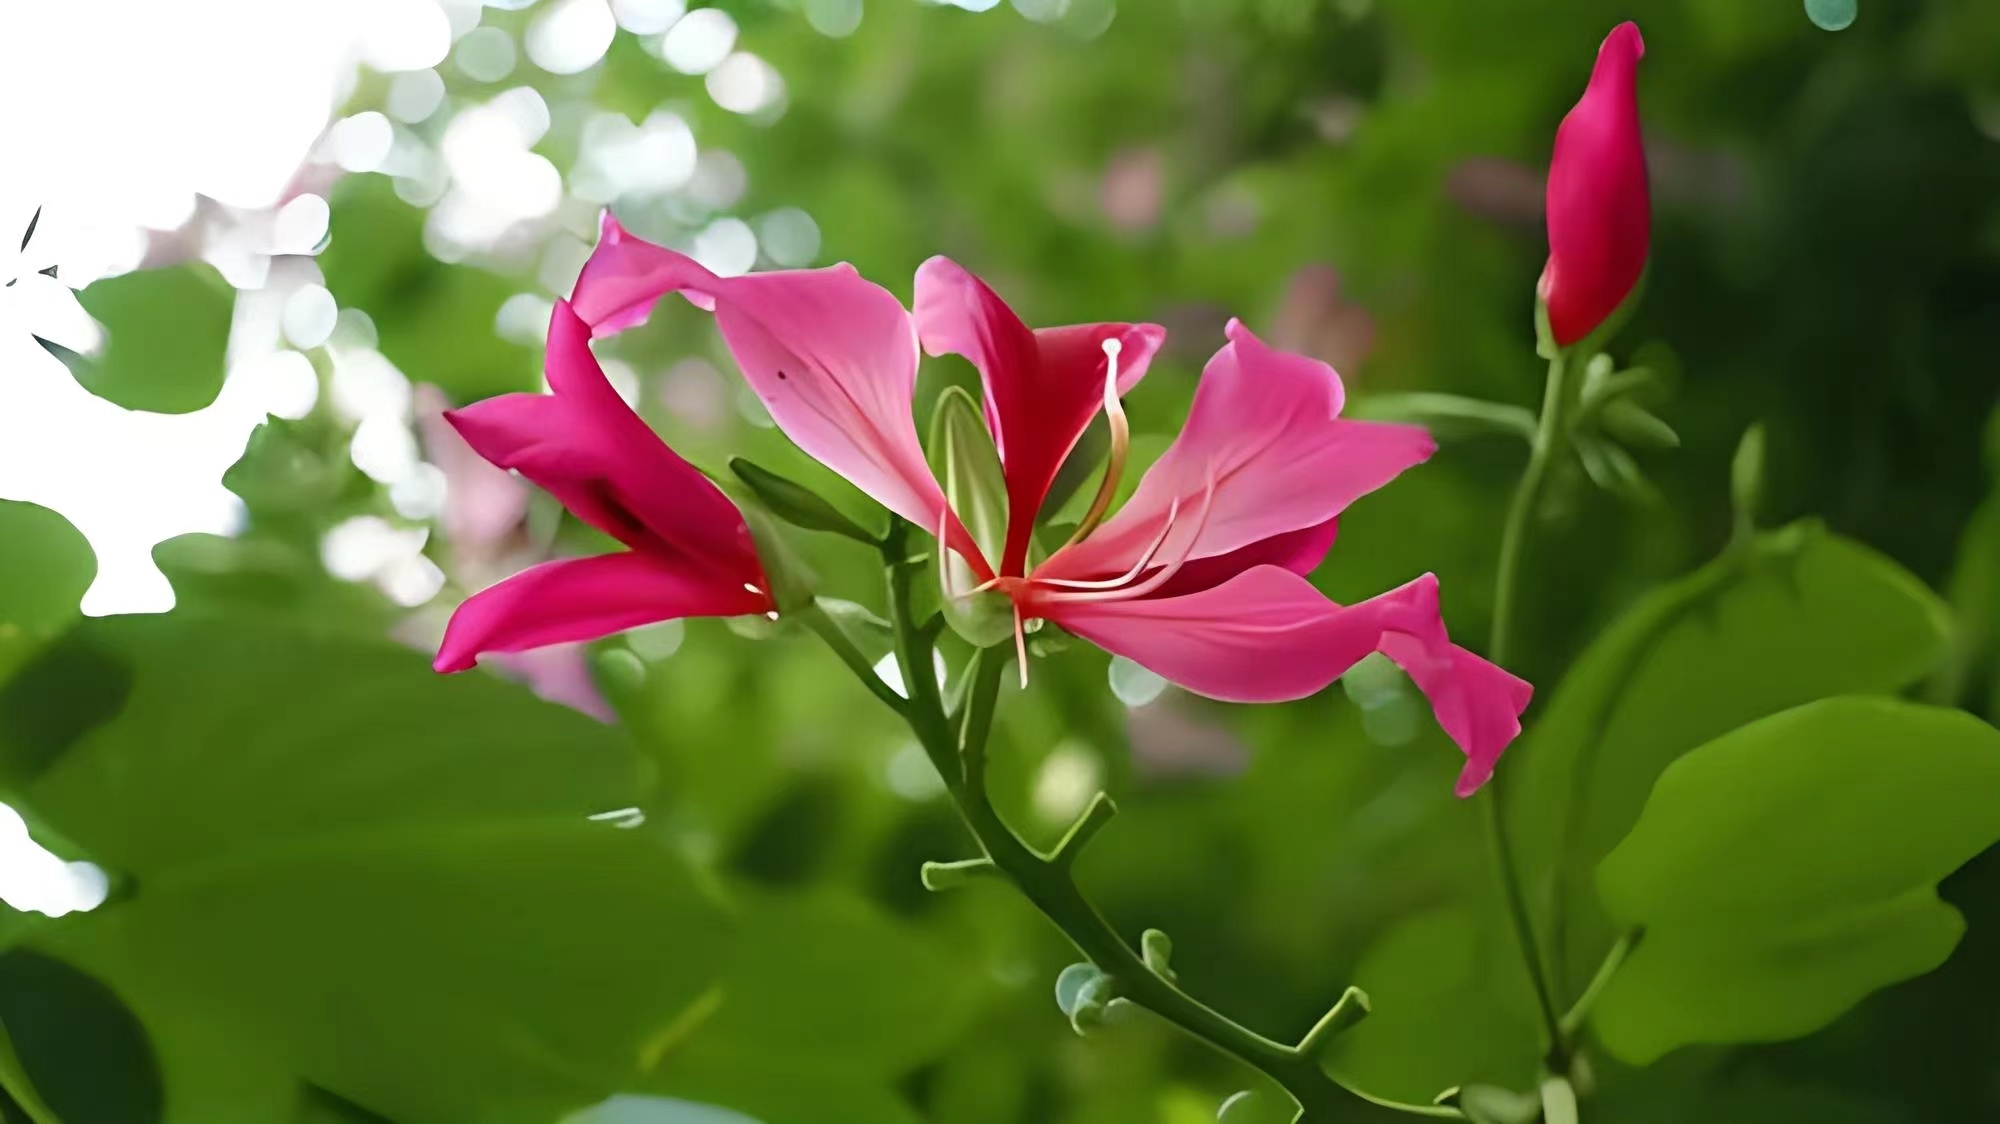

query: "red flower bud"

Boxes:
[1539, 22, 1649, 349]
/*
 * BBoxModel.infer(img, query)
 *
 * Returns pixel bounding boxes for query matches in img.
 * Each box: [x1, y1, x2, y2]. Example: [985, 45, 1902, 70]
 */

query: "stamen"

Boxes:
[1040, 465, 1218, 606]
[1013, 604, 1031, 689]
[1035, 497, 1180, 591]
[1055, 337, 1131, 554]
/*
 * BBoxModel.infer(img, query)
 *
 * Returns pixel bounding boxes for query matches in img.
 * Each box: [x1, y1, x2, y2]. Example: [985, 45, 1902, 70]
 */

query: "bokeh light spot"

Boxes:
[527, 0, 617, 75]
[657, 7, 737, 74]
[454, 25, 518, 83]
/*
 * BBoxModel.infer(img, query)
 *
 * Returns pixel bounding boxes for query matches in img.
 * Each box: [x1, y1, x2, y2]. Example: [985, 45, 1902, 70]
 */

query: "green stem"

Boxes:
[1490, 351, 1570, 670]
[1559, 930, 1639, 1042]
[865, 525, 1458, 1123]
[796, 601, 907, 717]
[1543, 542, 1752, 988]
[1485, 351, 1573, 1073]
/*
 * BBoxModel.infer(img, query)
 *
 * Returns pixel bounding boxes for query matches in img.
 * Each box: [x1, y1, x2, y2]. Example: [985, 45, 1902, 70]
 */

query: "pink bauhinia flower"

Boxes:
[1539, 21, 1649, 348]
[570, 217, 1530, 795]
[430, 298, 774, 676]
[409, 384, 610, 721]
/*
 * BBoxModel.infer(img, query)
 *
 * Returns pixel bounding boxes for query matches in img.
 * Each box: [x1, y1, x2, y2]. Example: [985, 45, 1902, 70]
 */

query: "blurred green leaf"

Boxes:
[50, 264, 233, 413]
[1592, 697, 2000, 1063]
[648, 889, 979, 1124]
[0, 950, 160, 1124]
[4, 615, 730, 1124]
[1330, 906, 1539, 1105]
[0, 1014, 62, 1124]
[0, 501, 94, 687]
[1510, 523, 1953, 990]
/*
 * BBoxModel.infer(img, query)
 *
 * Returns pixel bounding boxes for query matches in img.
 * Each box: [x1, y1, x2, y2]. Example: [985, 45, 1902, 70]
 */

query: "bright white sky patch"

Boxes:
[0, 803, 109, 918]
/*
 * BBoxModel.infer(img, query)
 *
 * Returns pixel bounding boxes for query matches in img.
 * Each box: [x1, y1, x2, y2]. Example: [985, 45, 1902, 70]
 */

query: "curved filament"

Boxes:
[1039, 465, 1218, 606]
[1054, 337, 1131, 555]
[1034, 496, 1180, 591]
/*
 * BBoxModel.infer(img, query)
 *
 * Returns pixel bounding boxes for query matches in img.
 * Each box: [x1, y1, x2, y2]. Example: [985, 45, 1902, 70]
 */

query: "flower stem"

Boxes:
[1559, 930, 1640, 1041]
[1485, 351, 1573, 1074]
[795, 601, 907, 717]
[850, 523, 1461, 1122]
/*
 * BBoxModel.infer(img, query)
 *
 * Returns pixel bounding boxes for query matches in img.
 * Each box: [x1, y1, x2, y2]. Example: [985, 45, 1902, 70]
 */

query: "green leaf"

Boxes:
[729, 458, 881, 545]
[0, 501, 94, 686]
[54, 264, 234, 413]
[1329, 906, 1539, 1104]
[5, 615, 731, 1124]
[0, 950, 161, 1124]
[1509, 522, 1951, 990]
[0, 1014, 63, 1124]
[1591, 697, 2000, 1063]
[647, 889, 976, 1124]
[927, 386, 1014, 648]
[1349, 393, 1537, 444]
[1598, 400, 1680, 450]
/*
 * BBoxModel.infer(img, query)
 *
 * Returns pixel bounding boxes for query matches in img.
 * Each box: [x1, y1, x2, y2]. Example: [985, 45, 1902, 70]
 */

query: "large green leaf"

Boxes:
[51, 264, 234, 413]
[1508, 523, 1951, 988]
[1329, 906, 1540, 1104]
[647, 889, 980, 1124]
[0, 501, 94, 686]
[2, 615, 731, 1124]
[0, 949, 161, 1124]
[1591, 697, 2000, 1063]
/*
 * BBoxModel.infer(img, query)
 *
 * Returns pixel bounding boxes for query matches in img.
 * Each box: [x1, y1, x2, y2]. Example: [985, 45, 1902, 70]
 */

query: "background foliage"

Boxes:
[4, 1, 2000, 1122]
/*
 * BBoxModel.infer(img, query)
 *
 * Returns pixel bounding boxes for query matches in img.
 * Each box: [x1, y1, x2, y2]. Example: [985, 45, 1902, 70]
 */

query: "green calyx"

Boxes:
[927, 386, 1016, 649]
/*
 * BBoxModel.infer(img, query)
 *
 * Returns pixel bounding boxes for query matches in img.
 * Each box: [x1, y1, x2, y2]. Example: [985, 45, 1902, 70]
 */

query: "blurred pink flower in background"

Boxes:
[1099, 146, 1164, 234]
[1267, 263, 1377, 378]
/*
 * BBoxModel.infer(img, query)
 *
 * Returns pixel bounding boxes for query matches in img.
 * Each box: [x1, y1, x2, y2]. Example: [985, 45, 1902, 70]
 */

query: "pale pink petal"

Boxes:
[445, 303, 764, 585]
[414, 384, 528, 556]
[1041, 320, 1433, 582]
[574, 216, 947, 536]
[1041, 568, 1529, 794]
[435, 552, 770, 673]
[492, 644, 616, 722]
[914, 256, 1164, 574]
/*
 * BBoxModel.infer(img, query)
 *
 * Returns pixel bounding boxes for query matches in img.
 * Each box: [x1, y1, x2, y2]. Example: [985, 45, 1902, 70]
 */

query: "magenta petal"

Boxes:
[1042, 568, 1530, 795]
[445, 304, 764, 585]
[914, 256, 1165, 574]
[435, 552, 771, 674]
[574, 217, 946, 534]
[1540, 22, 1648, 347]
[1138, 518, 1339, 600]
[1378, 632, 1534, 797]
[1043, 321, 1433, 582]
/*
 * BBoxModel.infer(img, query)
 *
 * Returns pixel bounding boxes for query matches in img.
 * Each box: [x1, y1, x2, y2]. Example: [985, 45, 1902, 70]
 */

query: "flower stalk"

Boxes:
[801, 519, 1464, 1123]
[1483, 349, 1574, 1076]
